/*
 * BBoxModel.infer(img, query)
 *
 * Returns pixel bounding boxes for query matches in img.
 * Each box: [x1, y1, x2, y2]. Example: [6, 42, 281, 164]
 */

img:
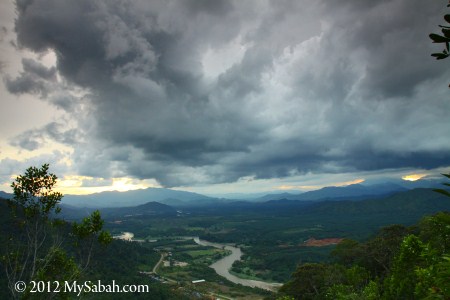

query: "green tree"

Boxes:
[279, 263, 346, 300]
[425, 254, 450, 297]
[331, 225, 410, 280]
[4, 164, 65, 298]
[429, 2, 450, 60]
[72, 210, 113, 271]
[360, 225, 410, 278]
[331, 239, 363, 267]
[434, 173, 450, 198]
[419, 212, 450, 254]
[2, 164, 111, 299]
[383, 234, 435, 299]
[280, 263, 329, 299]
[415, 213, 450, 298]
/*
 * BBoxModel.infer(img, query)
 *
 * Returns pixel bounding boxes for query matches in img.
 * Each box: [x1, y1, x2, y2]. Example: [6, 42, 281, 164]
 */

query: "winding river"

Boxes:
[193, 237, 282, 291]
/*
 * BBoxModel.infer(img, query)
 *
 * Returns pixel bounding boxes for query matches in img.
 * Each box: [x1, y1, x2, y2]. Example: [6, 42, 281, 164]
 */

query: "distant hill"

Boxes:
[384, 177, 443, 190]
[302, 188, 450, 221]
[255, 182, 407, 202]
[257, 192, 301, 202]
[62, 187, 215, 208]
[58, 204, 94, 220]
[210, 191, 302, 200]
[0, 191, 11, 199]
[259, 188, 450, 213]
[59, 201, 177, 219]
[100, 201, 176, 218]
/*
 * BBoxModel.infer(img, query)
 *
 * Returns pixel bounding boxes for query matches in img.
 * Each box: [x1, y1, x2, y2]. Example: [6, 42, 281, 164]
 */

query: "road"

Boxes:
[152, 252, 167, 273]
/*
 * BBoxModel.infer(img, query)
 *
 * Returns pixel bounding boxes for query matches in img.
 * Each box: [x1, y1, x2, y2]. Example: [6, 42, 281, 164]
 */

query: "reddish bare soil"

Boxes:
[302, 237, 344, 247]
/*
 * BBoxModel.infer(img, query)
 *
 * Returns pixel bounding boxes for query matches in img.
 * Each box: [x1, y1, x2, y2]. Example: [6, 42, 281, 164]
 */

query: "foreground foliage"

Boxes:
[429, 1, 450, 60]
[1, 164, 112, 299]
[278, 210, 450, 300]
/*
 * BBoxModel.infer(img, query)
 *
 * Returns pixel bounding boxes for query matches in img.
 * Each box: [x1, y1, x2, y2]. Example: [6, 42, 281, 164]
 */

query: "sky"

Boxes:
[0, 0, 449, 196]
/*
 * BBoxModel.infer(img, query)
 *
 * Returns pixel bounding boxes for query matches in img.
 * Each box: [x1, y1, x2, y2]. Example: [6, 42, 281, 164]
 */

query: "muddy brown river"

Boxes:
[193, 237, 282, 291]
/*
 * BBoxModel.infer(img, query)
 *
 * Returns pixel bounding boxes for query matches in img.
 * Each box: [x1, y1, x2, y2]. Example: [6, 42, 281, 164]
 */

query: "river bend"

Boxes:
[193, 237, 281, 291]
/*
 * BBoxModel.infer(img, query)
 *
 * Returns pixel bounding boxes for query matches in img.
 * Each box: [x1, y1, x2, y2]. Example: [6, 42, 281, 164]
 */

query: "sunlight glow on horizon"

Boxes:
[55, 176, 160, 195]
[402, 174, 428, 182]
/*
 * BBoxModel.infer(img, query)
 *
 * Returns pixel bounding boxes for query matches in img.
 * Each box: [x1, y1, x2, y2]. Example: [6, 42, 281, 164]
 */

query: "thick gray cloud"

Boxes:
[4, 57, 56, 96]
[10, 122, 79, 150]
[5, 72, 47, 96]
[8, 0, 450, 187]
[4, 57, 75, 112]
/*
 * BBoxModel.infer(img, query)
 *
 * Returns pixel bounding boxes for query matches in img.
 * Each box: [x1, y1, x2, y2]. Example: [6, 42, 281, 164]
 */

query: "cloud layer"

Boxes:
[5, 0, 450, 187]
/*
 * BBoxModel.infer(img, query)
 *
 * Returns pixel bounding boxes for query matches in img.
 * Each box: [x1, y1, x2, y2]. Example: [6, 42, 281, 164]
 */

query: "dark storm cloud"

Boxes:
[182, 0, 233, 16]
[22, 58, 56, 80]
[5, 72, 47, 96]
[10, 0, 450, 186]
[10, 122, 79, 151]
[5, 58, 56, 97]
[327, 0, 447, 98]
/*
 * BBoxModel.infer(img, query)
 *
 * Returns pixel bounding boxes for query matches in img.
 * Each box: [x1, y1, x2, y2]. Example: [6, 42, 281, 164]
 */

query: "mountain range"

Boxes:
[254, 183, 408, 202]
[61, 188, 214, 208]
[0, 191, 11, 199]
[0, 177, 445, 208]
[59, 201, 177, 219]
[62, 182, 407, 208]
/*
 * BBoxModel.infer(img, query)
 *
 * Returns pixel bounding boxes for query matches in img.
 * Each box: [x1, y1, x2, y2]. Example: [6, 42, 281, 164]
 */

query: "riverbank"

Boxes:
[193, 237, 282, 291]
[114, 232, 282, 292]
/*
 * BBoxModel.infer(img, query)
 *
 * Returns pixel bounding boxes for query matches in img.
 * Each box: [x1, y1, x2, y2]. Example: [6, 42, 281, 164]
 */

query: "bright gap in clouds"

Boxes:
[55, 176, 160, 195]
[402, 174, 428, 182]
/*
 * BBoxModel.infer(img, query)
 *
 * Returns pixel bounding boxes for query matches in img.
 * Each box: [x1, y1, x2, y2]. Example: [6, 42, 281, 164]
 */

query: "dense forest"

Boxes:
[277, 212, 450, 299]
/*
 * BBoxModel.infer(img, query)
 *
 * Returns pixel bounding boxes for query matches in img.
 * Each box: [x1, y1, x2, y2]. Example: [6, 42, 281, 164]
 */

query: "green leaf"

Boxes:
[429, 33, 450, 43]
[442, 28, 450, 38]
[431, 53, 449, 60]
[442, 173, 450, 179]
[445, 14, 450, 23]
[433, 189, 450, 197]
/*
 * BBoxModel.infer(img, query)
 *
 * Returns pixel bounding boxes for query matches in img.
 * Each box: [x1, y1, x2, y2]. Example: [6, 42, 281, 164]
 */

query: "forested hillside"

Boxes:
[278, 211, 450, 299]
[0, 196, 206, 299]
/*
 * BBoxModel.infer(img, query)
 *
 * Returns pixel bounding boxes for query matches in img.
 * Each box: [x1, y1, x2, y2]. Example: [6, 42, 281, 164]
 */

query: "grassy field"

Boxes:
[186, 249, 222, 258]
